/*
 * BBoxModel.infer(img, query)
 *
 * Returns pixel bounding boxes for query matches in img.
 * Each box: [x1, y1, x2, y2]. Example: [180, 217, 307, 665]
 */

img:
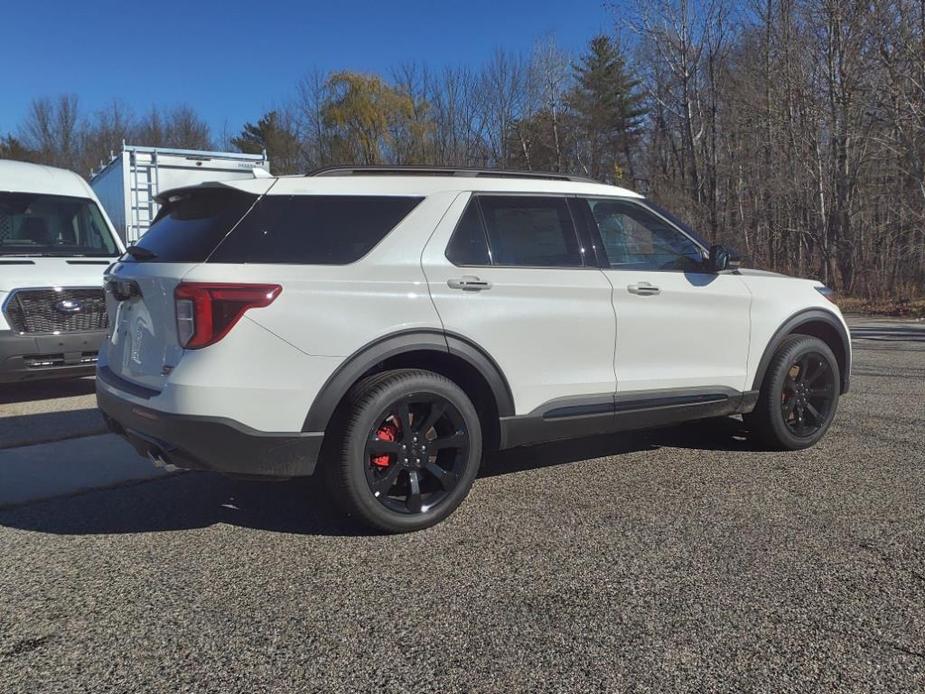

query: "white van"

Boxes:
[0, 160, 124, 382]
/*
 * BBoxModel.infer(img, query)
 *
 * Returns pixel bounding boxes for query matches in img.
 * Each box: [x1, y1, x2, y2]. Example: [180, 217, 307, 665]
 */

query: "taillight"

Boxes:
[174, 282, 281, 349]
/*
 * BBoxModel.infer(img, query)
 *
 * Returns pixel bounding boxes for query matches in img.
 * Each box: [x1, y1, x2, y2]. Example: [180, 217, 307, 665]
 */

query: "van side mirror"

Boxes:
[708, 244, 730, 272]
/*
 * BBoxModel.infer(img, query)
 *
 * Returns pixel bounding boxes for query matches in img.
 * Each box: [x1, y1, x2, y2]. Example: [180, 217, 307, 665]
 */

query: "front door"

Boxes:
[581, 197, 752, 394]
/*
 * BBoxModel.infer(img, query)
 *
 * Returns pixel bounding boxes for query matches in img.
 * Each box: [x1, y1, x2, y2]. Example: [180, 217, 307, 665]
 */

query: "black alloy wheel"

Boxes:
[747, 334, 841, 450]
[779, 350, 837, 438]
[328, 369, 482, 533]
[364, 394, 469, 515]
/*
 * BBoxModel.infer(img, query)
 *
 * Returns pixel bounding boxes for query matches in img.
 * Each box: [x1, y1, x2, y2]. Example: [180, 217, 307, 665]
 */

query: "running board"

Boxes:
[498, 388, 759, 449]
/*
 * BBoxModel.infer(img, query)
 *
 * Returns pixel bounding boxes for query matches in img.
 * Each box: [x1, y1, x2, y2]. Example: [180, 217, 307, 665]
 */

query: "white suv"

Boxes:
[96, 167, 851, 532]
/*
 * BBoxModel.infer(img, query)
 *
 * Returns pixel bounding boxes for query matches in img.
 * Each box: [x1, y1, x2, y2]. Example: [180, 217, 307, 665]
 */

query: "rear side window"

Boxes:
[210, 195, 422, 264]
[131, 189, 256, 262]
[478, 196, 582, 267]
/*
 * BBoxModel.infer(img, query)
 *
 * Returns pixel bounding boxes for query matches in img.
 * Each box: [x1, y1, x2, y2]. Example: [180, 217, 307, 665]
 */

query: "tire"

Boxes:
[747, 334, 841, 450]
[326, 368, 482, 533]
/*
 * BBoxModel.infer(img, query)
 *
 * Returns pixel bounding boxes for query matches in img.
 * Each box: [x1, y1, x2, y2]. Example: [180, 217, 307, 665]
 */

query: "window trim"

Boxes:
[445, 192, 594, 270]
[580, 197, 711, 273]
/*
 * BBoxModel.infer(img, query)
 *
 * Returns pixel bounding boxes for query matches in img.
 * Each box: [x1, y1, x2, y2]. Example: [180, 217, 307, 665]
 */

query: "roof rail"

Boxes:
[307, 165, 598, 184]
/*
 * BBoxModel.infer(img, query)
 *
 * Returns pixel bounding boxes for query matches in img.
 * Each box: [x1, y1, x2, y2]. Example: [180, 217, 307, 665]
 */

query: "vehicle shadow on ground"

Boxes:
[0, 417, 755, 538]
[0, 377, 96, 405]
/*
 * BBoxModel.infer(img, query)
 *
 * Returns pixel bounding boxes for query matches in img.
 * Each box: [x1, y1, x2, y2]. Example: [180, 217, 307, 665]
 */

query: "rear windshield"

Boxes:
[127, 189, 256, 263]
[0, 192, 119, 257]
[209, 195, 423, 264]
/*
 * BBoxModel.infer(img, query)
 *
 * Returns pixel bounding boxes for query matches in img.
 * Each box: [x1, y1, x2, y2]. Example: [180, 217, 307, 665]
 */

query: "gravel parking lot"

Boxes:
[0, 317, 922, 692]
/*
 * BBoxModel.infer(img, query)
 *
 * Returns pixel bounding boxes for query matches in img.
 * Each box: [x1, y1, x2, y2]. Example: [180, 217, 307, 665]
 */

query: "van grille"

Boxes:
[3, 288, 108, 334]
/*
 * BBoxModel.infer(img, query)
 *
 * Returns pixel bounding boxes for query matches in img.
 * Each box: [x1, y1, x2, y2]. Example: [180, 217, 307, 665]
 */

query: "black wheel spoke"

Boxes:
[406, 470, 423, 513]
[423, 461, 456, 491]
[796, 356, 811, 384]
[395, 401, 413, 441]
[416, 401, 446, 435]
[782, 397, 797, 419]
[367, 439, 401, 455]
[433, 432, 466, 450]
[806, 361, 828, 385]
[804, 401, 822, 422]
[373, 465, 403, 497]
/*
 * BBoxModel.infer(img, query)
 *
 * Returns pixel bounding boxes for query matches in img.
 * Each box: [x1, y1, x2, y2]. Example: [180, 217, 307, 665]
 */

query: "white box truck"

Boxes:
[90, 144, 270, 244]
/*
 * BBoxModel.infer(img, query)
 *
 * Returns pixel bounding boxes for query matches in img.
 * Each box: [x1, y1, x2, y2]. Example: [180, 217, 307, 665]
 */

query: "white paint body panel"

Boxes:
[421, 192, 616, 414]
[737, 272, 851, 388]
[605, 269, 752, 392]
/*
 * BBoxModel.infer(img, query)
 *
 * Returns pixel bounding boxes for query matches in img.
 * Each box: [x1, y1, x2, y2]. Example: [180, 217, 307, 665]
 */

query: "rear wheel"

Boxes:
[747, 334, 840, 450]
[327, 369, 482, 533]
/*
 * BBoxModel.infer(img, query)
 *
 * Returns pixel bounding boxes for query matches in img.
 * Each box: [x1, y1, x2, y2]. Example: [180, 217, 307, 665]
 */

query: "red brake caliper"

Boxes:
[371, 419, 400, 468]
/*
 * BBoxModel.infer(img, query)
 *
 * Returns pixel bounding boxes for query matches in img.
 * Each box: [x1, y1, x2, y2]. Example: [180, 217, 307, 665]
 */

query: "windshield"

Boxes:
[0, 192, 119, 257]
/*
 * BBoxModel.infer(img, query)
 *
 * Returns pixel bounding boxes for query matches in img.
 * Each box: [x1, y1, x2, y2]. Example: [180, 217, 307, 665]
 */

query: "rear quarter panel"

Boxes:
[179, 191, 458, 359]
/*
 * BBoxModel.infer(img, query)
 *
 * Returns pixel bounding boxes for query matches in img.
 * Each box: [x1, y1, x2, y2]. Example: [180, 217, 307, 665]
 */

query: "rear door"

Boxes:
[422, 193, 616, 416]
[101, 185, 266, 392]
[581, 197, 751, 394]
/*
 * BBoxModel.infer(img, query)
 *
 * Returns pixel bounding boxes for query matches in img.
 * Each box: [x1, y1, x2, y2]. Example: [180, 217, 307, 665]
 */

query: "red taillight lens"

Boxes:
[174, 282, 281, 349]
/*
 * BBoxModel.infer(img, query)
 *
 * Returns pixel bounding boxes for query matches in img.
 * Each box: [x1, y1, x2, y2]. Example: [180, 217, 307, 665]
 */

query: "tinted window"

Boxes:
[588, 199, 705, 272]
[478, 196, 582, 267]
[130, 189, 256, 262]
[0, 193, 118, 257]
[211, 195, 422, 264]
[445, 201, 491, 266]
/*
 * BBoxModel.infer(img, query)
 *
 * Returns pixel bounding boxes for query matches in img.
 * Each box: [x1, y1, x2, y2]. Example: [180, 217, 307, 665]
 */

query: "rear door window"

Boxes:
[130, 189, 257, 262]
[477, 196, 583, 267]
[210, 195, 422, 264]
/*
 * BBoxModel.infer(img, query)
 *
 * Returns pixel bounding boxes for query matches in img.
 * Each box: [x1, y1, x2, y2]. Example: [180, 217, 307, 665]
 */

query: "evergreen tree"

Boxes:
[569, 36, 646, 183]
[232, 111, 302, 174]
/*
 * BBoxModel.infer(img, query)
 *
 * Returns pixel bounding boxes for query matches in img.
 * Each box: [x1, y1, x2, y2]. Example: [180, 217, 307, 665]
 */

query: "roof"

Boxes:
[0, 159, 96, 199]
[156, 171, 644, 201]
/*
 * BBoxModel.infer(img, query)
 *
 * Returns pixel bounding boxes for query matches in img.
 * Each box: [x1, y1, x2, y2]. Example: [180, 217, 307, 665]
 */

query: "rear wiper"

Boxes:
[125, 245, 157, 261]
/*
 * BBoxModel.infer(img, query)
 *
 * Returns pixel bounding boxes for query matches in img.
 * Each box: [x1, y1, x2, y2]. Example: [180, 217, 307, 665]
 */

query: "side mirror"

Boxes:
[708, 244, 730, 272]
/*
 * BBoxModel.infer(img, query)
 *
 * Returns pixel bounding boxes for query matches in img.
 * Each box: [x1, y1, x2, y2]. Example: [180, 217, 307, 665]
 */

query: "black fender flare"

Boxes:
[301, 329, 515, 433]
[751, 308, 851, 394]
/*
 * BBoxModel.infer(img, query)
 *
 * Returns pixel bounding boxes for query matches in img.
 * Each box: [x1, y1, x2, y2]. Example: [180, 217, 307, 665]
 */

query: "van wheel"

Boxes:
[746, 334, 840, 450]
[327, 369, 482, 533]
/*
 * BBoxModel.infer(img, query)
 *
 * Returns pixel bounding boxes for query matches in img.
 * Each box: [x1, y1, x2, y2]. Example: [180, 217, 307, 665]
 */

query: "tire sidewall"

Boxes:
[341, 372, 482, 532]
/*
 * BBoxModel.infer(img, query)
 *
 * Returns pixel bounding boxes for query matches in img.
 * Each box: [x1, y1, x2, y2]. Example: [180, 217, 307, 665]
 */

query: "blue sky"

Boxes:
[1, 0, 618, 138]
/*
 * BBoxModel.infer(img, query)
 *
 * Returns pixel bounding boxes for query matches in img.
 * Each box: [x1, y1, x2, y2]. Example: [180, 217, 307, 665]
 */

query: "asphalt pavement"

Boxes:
[0, 317, 922, 692]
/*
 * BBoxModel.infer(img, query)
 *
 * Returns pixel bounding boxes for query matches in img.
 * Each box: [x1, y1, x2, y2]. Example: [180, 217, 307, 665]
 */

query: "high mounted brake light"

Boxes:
[174, 282, 281, 349]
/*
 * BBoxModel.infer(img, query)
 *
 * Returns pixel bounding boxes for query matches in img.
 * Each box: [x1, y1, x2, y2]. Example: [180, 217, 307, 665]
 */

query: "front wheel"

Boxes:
[747, 334, 841, 450]
[327, 369, 482, 533]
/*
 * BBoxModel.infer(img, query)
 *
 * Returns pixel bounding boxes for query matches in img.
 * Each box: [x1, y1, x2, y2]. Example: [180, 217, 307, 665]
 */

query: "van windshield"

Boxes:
[0, 192, 120, 257]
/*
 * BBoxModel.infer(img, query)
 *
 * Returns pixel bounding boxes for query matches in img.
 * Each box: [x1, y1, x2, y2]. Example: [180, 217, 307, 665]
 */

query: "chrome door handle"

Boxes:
[448, 276, 492, 291]
[627, 282, 660, 296]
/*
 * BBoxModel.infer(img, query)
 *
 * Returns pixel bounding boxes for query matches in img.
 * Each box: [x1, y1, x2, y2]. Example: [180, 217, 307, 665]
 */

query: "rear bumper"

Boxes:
[0, 329, 103, 383]
[96, 373, 324, 478]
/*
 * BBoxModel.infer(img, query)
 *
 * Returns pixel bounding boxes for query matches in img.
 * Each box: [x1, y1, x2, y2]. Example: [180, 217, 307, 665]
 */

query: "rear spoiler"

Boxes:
[154, 174, 274, 205]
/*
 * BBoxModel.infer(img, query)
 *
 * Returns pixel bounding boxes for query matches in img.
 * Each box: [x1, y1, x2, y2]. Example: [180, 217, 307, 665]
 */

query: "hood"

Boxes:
[735, 267, 789, 279]
[0, 257, 112, 293]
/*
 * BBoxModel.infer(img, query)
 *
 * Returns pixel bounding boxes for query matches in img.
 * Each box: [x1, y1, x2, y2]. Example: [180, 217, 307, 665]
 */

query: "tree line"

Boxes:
[2, 0, 923, 300]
